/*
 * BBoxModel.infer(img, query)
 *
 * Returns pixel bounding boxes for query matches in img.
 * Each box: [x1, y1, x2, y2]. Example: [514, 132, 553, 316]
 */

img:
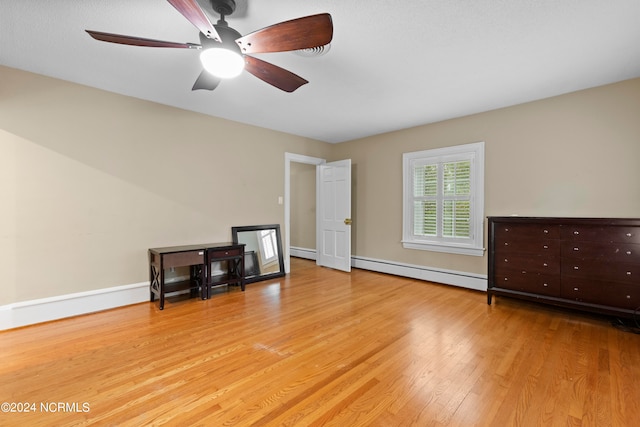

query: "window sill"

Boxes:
[402, 241, 485, 256]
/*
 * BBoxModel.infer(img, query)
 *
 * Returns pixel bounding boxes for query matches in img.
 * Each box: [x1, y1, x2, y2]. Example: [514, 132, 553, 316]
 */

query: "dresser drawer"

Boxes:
[560, 278, 602, 304]
[561, 278, 639, 309]
[495, 254, 560, 275]
[599, 282, 639, 310]
[162, 250, 205, 269]
[494, 223, 560, 240]
[495, 238, 560, 256]
[496, 273, 560, 297]
[561, 261, 640, 284]
[209, 247, 243, 258]
[561, 241, 640, 263]
[561, 225, 640, 243]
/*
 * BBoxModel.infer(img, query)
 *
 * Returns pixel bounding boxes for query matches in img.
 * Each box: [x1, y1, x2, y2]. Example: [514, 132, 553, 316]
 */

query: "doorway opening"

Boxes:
[284, 153, 324, 273]
[284, 153, 352, 273]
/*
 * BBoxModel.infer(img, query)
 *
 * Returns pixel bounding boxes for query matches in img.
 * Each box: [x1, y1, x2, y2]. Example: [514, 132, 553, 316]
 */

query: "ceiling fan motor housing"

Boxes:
[200, 23, 242, 55]
[211, 0, 236, 17]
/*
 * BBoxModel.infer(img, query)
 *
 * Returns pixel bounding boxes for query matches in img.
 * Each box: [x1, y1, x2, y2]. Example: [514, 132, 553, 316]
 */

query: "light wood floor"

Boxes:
[1, 258, 639, 426]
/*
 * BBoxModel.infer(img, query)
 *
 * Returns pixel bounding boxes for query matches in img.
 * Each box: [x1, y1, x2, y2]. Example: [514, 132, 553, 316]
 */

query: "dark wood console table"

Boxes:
[149, 242, 245, 310]
[204, 242, 245, 299]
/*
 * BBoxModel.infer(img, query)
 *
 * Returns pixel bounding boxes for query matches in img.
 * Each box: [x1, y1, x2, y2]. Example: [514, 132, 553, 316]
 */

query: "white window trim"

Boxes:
[402, 141, 485, 257]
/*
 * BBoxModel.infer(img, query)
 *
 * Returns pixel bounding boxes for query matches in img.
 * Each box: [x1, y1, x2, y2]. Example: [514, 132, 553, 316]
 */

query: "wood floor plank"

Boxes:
[1, 258, 639, 426]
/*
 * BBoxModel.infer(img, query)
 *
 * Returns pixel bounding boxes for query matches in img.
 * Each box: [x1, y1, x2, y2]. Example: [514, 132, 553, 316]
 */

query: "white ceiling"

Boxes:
[2, 0, 640, 143]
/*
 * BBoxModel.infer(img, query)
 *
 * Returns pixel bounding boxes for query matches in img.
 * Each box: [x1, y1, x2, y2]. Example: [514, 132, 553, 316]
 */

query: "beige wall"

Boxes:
[0, 66, 332, 305]
[331, 78, 640, 275]
[2, 65, 639, 306]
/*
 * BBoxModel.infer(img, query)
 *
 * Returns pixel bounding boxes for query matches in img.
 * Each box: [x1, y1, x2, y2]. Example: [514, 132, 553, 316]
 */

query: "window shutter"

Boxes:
[413, 164, 437, 236]
[442, 161, 471, 238]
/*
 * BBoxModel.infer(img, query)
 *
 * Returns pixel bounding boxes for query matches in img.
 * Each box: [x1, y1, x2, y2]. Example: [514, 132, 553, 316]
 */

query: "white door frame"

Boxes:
[284, 152, 325, 273]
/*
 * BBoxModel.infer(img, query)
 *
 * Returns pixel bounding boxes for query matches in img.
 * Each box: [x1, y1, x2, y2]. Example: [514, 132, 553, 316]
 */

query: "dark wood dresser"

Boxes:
[487, 217, 640, 318]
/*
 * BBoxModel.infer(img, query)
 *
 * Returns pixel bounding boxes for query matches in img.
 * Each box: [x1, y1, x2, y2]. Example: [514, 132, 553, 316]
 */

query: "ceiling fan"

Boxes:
[86, 0, 333, 92]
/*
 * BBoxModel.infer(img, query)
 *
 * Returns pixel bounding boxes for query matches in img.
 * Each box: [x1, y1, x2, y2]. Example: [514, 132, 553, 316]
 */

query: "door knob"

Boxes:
[344, 218, 352, 225]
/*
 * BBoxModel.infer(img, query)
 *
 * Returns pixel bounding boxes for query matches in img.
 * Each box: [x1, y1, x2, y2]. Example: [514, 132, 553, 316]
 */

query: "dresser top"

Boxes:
[488, 216, 640, 226]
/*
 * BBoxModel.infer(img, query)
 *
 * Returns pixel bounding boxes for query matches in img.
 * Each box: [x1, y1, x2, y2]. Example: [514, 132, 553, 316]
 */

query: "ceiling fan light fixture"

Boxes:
[200, 48, 245, 78]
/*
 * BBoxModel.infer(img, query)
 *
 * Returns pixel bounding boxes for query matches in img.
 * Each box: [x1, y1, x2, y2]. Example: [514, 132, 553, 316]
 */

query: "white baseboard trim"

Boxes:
[290, 246, 317, 260]
[291, 249, 487, 292]
[352, 255, 487, 292]
[0, 282, 150, 331]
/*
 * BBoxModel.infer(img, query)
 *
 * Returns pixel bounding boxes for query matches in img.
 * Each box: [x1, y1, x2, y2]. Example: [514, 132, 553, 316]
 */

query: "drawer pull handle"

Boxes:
[505, 228, 510, 232]
[627, 251, 632, 255]
[574, 231, 580, 235]
[574, 287, 579, 291]
[543, 229, 549, 234]
[627, 295, 631, 299]
[505, 242, 509, 246]
[504, 278, 508, 281]
[574, 266, 579, 270]
[543, 283, 548, 287]
[504, 259, 508, 262]
[627, 233, 632, 237]
[627, 271, 632, 275]
[543, 263, 548, 267]
[573, 247, 579, 251]
[198, 251, 204, 255]
[543, 245, 549, 249]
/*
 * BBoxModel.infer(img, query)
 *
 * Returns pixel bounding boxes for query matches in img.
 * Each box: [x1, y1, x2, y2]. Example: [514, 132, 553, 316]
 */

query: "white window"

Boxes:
[402, 141, 485, 256]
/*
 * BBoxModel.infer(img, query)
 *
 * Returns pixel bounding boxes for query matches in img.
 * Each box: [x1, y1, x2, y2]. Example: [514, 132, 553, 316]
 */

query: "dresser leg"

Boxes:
[487, 292, 493, 305]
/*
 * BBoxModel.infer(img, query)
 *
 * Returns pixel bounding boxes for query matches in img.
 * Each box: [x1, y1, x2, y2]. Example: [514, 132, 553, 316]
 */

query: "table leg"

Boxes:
[200, 263, 207, 300]
[239, 256, 245, 291]
[159, 265, 165, 310]
[149, 263, 155, 302]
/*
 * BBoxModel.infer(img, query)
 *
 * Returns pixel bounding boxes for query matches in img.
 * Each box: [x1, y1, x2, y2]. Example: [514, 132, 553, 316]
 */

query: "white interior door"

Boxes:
[318, 159, 352, 272]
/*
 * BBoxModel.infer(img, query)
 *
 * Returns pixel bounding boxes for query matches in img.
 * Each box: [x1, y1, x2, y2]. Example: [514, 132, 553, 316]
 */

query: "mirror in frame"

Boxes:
[232, 224, 285, 284]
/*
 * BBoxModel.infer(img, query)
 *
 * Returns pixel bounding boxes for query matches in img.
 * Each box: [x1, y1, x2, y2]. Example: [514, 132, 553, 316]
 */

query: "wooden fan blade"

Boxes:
[236, 13, 333, 54]
[86, 30, 199, 49]
[192, 69, 221, 91]
[166, 0, 221, 42]
[244, 56, 308, 93]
